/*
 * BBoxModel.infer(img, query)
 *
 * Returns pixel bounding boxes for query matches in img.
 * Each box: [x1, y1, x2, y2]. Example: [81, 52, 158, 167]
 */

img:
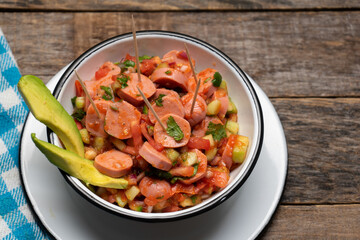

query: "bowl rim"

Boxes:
[47, 30, 264, 222]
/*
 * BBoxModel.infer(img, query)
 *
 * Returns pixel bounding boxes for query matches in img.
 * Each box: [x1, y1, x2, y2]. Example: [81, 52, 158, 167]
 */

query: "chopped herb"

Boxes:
[139, 55, 152, 62]
[143, 105, 148, 114]
[100, 86, 113, 100]
[204, 77, 212, 83]
[165, 70, 172, 75]
[166, 116, 184, 141]
[136, 206, 143, 212]
[145, 167, 173, 180]
[155, 94, 166, 107]
[136, 94, 141, 97]
[72, 109, 86, 121]
[206, 122, 227, 141]
[212, 72, 222, 87]
[124, 60, 135, 68]
[191, 195, 197, 204]
[71, 96, 77, 107]
[117, 75, 130, 89]
[110, 105, 118, 111]
[113, 62, 120, 65]
[191, 164, 199, 177]
[156, 195, 164, 200]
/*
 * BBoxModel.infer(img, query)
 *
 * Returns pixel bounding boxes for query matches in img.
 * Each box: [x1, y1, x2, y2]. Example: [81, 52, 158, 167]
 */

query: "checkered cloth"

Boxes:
[0, 29, 48, 239]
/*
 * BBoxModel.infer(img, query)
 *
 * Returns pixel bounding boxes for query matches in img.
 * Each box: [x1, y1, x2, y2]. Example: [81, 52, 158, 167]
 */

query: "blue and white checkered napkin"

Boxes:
[0, 29, 48, 239]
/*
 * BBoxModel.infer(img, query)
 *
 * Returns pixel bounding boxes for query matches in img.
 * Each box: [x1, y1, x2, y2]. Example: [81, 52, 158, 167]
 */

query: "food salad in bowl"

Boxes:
[18, 31, 263, 221]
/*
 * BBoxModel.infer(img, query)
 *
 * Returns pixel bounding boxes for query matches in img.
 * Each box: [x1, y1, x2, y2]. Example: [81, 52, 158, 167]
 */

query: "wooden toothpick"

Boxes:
[131, 15, 166, 131]
[184, 43, 201, 114]
[136, 86, 167, 131]
[74, 70, 101, 119]
[132, 15, 142, 83]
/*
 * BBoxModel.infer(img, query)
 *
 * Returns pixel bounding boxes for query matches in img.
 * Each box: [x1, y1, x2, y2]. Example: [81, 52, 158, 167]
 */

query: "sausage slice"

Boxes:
[85, 100, 110, 137]
[148, 95, 185, 124]
[104, 100, 141, 139]
[181, 92, 207, 126]
[151, 68, 188, 91]
[139, 142, 172, 171]
[116, 73, 156, 106]
[154, 114, 191, 148]
[180, 149, 207, 185]
[94, 149, 133, 178]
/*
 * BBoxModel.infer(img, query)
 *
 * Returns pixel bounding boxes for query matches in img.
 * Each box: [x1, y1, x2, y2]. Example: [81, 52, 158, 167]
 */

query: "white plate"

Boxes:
[20, 67, 287, 240]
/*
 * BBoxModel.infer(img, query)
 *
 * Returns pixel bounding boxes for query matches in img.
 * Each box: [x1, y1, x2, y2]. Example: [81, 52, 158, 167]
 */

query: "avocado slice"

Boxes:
[18, 75, 84, 157]
[31, 134, 128, 189]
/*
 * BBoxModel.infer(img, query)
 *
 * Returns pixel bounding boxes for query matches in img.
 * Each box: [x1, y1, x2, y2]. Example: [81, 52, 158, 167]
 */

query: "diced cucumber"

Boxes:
[79, 128, 90, 144]
[182, 152, 198, 166]
[115, 192, 128, 207]
[219, 80, 227, 91]
[202, 134, 215, 148]
[125, 186, 140, 201]
[205, 148, 218, 161]
[111, 138, 126, 151]
[226, 121, 239, 135]
[206, 99, 221, 115]
[232, 135, 249, 163]
[165, 148, 180, 162]
[157, 62, 169, 68]
[111, 81, 121, 92]
[75, 97, 85, 109]
[227, 98, 237, 114]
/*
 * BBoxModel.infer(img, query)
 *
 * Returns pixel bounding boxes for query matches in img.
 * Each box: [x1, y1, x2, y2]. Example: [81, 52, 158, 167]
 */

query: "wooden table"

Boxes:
[2, 1, 359, 239]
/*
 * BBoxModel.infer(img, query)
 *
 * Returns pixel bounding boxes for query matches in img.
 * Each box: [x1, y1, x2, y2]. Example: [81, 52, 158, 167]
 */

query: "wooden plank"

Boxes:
[1, 11, 359, 97]
[0, 0, 359, 11]
[261, 204, 360, 239]
[272, 98, 360, 204]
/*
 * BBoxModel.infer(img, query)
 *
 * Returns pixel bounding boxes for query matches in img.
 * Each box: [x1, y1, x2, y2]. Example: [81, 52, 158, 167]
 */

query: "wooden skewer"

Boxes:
[136, 86, 167, 131]
[131, 15, 166, 132]
[184, 43, 201, 114]
[74, 70, 101, 119]
[132, 15, 142, 83]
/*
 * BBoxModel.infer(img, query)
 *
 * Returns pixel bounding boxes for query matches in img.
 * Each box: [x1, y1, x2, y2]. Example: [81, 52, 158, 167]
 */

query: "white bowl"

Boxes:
[48, 31, 264, 221]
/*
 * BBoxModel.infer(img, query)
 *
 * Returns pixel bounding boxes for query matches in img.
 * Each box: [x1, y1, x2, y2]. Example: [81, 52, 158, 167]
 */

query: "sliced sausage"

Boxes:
[181, 92, 207, 126]
[94, 149, 133, 178]
[116, 73, 156, 106]
[139, 142, 172, 171]
[84, 77, 114, 110]
[162, 50, 194, 78]
[221, 134, 237, 169]
[211, 88, 229, 119]
[104, 100, 141, 139]
[152, 88, 181, 102]
[187, 68, 217, 98]
[85, 100, 110, 137]
[169, 166, 195, 177]
[139, 177, 172, 206]
[148, 95, 185, 124]
[151, 68, 188, 92]
[192, 116, 223, 138]
[154, 114, 191, 148]
[180, 149, 207, 185]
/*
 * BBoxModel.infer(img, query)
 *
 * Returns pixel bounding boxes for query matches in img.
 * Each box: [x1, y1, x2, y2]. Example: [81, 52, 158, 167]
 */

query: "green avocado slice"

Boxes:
[32, 134, 128, 189]
[18, 75, 84, 157]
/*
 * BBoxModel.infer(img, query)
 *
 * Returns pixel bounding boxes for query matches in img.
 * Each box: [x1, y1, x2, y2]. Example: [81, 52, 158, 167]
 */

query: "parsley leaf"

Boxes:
[139, 55, 152, 62]
[204, 77, 212, 83]
[143, 105, 148, 114]
[206, 122, 227, 141]
[166, 116, 184, 141]
[72, 109, 86, 121]
[124, 60, 135, 67]
[212, 72, 222, 87]
[100, 86, 113, 100]
[117, 75, 129, 89]
[71, 96, 77, 107]
[165, 70, 172, 75]
[155, 94, 166, 107]
[191, 195, 197, 204]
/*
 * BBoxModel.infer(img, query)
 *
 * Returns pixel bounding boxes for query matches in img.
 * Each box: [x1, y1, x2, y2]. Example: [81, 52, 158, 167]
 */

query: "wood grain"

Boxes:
[1, 12, 359, 97]
[1, 0, 359, 11]
[273, 98, 360, 204]
[261, 205, 360, 239]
